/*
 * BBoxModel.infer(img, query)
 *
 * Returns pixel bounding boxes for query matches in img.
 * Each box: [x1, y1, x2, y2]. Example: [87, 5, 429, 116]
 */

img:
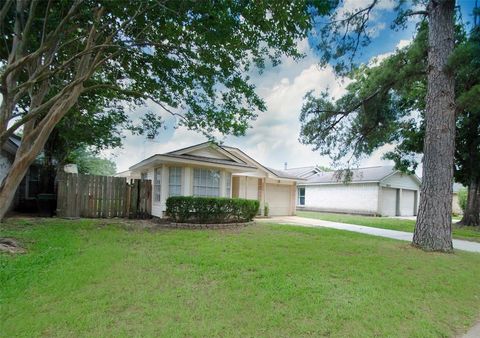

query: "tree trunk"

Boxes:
[413, 0, 456, 252]
[458, 181, 480, 226]
[0, 85, 84, 221]
[0, 153, 35, 219]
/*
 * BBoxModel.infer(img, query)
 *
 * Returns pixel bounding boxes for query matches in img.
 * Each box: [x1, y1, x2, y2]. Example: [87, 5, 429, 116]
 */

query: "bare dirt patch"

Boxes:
[0, 238, 26, 254]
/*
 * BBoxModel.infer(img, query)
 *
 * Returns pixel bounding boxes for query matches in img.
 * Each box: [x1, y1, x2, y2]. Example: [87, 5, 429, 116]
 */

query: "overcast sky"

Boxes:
[111, 0, 477, 173]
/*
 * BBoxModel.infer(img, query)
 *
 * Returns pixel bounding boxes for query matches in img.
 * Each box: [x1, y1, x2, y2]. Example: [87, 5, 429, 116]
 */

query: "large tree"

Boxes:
[0, 0, 332, 220]
[302, 0, 457, 251]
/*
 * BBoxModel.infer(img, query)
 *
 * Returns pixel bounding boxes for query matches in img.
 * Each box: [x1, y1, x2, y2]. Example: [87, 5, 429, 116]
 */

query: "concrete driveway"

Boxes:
[257, 216, 480, 253]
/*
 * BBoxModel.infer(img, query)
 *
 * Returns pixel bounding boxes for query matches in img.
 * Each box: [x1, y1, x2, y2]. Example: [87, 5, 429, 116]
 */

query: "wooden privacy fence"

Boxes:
[56, 173, 152, 219]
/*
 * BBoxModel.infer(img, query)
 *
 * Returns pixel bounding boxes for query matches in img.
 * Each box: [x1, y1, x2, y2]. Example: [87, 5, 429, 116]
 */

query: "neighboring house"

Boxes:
[114, 170, 140, 179]
[452, 183, 464, 215]
[0, 136, 18, 186]
[291, 166, 421, 216]
[127, 142, 302, 218]
[0, 135, 41, 211]
[278, 165, 324, 179]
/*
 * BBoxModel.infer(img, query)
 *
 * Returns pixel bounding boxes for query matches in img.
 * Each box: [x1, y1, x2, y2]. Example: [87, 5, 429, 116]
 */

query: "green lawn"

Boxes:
[2, 218, 480, 337]
[297, 210, 480, 243]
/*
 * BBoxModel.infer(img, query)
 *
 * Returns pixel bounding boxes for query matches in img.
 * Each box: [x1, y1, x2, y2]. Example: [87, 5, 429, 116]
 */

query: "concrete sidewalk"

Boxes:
[257, 216, 480, 253]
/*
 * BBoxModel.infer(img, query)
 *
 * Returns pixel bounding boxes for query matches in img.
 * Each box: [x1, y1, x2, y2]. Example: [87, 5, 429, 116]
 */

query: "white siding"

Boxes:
[381, 172, 419, 190]
[236, 176, 258, 200]
[187, 148, 231, 160]
[381, 187, 397, 216]
[303, 183, 379, 215]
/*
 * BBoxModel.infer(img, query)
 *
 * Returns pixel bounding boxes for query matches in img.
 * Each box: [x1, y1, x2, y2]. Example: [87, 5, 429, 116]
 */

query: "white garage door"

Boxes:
[401, 190, 416, 216]
[266, 184, 292, 216]
[381, 188, 397, 216]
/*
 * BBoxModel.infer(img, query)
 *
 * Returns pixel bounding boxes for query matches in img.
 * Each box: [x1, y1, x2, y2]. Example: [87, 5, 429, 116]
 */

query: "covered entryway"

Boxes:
[265, 183, 294, 216]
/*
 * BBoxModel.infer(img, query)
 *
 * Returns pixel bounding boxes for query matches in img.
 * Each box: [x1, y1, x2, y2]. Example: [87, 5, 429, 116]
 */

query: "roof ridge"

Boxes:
[319, 165, 393, 172]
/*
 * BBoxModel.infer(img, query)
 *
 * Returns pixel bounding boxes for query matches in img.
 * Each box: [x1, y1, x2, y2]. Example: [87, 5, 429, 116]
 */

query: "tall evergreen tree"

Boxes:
[303, 0, 460, 251]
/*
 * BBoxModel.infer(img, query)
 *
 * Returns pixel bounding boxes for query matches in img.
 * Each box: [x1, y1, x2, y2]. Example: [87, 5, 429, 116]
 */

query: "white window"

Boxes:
[193, 168, 220, 197]
[225, 172, 232, 197]
[154, 167, 161, 202]
[141, 172, 148, 180]
[169, 167, 182, 196]
[297, 187, 305, 206]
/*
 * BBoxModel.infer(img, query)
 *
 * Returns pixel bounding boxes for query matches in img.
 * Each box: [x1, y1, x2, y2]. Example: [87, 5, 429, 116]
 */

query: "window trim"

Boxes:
[154, 167, 162, 203]
[297, 187, 305, 206]
[193, 168, 221, 197]
[225, 172, 232, 198]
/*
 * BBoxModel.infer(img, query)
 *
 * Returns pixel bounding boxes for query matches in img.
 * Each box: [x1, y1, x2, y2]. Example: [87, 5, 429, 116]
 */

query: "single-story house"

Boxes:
[290, 166, 421, 216]
[126, 142, 302, 218]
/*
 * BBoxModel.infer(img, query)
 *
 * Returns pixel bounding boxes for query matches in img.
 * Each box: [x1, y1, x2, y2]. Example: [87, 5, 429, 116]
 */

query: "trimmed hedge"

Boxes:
[166, 196, 260, 224]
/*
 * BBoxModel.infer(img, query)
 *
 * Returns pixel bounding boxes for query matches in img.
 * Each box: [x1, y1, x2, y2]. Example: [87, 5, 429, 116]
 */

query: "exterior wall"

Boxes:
[452, 193, 463, 215]
[381, 172, 419, 190]
[379, 173, 420, 217]
[300, 183, 380, 215]
[148, 164, 234, 218]
[187, 148, 231, 160]
[235, 176, 259, 200]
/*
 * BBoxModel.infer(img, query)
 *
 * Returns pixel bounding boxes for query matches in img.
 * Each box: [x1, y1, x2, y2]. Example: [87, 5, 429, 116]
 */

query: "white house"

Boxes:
[290, 166, 421, 216]
[125, 142, 301, 218]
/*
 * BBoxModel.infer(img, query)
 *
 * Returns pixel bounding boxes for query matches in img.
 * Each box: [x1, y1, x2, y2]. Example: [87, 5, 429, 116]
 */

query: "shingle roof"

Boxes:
[162, 153, 255, 168]
[264, 167, 305, 180]
[130, 152, 256, 170]
[283, 166, 317, 177]
[2, 135, 20, 154]
[303, 166, 397, 184]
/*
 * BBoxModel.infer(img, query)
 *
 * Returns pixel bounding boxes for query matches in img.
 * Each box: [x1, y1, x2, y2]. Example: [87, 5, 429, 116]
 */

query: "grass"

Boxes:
[297, 210, 480, 243]
[1, 218, 480, 337]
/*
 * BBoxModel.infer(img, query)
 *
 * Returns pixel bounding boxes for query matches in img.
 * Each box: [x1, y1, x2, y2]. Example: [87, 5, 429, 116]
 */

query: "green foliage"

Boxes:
[45, 105, 128, 165]
[1, 0, 333, 141]
[313, 1, 420, 75]
[67, 148, 116, 176]
[300, 20, 480, 186]
[458, 188, 468, 213]
[299, 23, 428, 166]
[166, 196, 259, 223]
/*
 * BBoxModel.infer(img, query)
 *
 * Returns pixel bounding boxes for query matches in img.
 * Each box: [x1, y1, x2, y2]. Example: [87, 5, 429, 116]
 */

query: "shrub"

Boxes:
[458, 188, 467, 213]
[166, 196, 260, 224]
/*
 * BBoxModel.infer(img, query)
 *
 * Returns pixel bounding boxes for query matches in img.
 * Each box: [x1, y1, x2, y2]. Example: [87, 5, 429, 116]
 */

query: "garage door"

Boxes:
[381, 188, 397, 216]
[401, 189, 416, 216]
[265, 184, 292, 216]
